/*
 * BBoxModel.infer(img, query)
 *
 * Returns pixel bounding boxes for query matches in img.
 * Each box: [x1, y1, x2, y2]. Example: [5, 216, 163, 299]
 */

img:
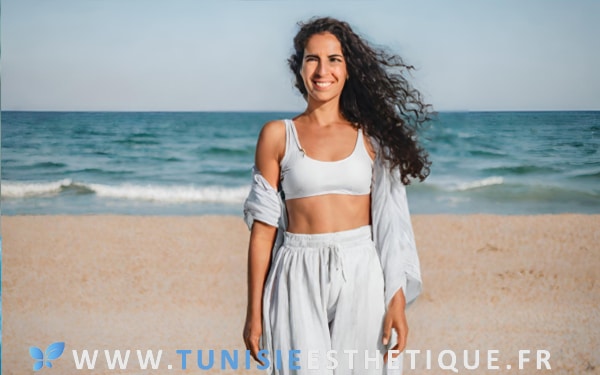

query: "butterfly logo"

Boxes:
[29, 342, 65, 371]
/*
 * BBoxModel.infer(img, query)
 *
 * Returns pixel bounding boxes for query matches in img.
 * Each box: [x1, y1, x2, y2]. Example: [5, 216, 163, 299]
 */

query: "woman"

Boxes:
[243, 17, 432, 374]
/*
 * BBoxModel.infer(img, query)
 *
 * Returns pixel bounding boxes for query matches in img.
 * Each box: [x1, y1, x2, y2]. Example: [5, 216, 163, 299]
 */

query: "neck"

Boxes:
[304, 99, 345, 126]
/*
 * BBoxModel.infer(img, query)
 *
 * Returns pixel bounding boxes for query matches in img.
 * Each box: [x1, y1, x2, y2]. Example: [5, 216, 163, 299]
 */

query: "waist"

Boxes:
[285, 193, 371, 234]
[284, 225, 373, 248]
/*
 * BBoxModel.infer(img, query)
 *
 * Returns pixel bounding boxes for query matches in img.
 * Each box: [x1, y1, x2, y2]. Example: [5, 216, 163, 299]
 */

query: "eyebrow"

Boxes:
[304, 54, 344, 59]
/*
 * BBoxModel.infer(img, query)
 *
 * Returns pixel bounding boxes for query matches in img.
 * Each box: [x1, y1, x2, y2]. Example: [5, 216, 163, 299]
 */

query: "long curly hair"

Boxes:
[288, 17, 433, 184]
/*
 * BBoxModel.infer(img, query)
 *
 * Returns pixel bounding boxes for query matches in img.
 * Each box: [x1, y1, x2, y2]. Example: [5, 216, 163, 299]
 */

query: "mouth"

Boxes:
[313, 81, 333, 88]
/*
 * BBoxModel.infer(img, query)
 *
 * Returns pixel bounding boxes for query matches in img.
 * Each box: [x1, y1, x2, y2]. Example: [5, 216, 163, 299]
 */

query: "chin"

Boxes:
[309, 91, 341, 103]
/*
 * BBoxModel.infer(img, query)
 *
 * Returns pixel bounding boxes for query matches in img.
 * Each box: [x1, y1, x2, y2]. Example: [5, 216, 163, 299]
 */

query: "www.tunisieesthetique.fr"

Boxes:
[35, 346, 552, 372]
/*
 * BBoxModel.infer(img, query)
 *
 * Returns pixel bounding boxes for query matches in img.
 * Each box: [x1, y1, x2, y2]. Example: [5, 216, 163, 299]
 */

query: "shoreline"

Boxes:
[2, 214, 599, 374]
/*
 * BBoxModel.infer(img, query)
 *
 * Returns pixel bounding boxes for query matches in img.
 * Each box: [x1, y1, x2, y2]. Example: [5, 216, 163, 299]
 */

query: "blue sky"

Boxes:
[2, 0, 599, 111]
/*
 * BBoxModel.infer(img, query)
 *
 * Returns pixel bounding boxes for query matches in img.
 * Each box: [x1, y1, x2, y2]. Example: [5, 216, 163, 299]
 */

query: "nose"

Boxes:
[316, 60, 328, 76]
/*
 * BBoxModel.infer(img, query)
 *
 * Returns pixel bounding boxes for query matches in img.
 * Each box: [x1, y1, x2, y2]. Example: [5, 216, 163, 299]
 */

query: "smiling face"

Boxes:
[300, 32, 348, 105]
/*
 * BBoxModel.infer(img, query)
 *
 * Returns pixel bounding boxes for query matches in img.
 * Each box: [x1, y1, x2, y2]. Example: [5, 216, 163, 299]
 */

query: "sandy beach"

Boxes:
[2, 214, 599, 374]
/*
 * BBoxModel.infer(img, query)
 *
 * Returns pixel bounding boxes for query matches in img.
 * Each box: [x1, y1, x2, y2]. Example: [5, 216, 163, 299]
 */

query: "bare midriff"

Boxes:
[285, 193, 371, 234]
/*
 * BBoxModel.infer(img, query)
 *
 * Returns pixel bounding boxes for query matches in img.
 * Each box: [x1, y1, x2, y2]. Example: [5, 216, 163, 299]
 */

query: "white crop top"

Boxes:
[280, 119, 373, 200]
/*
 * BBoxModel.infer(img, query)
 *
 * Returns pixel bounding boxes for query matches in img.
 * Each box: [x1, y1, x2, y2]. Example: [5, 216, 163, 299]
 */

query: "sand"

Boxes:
[2, 214, 599, 374]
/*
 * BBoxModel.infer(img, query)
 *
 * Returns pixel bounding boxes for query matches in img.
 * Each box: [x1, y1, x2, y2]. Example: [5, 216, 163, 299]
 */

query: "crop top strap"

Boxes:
[357, 126, 364, 144]
[356, 127, 373, 161]
[285, 119, 301, 151]
[282, 119, 300, 167]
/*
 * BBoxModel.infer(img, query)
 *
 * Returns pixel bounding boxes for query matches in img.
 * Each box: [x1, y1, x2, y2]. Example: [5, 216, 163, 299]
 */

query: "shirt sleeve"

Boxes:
[371, 151, 423, 309]
[243, 166, 282, 229]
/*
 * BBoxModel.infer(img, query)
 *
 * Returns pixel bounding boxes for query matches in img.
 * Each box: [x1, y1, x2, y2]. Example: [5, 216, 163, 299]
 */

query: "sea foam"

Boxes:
[1, 179, 73, 198]
[86, 182, 249, 203]
[454, 176, 504, 191]
[1, 179, 250, 203]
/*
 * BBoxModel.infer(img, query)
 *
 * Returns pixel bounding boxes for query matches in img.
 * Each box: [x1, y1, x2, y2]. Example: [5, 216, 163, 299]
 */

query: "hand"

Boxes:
[243, 315, 264, 365]
[382, 288, 408, 363]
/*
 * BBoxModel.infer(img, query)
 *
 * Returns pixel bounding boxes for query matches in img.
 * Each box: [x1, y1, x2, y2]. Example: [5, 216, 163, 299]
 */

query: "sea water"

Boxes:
[2, 111, 599, 215]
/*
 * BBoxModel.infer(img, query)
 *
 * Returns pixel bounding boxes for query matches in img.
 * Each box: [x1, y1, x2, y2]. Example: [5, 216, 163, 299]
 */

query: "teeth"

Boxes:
[315, 82, 332, 87]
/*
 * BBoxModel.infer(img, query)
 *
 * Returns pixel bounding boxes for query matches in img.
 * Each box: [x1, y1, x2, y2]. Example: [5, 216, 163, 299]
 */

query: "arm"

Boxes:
[244, 221, 277, 364]
[382, 287, 408, 362]
[243, 121, 285, 363]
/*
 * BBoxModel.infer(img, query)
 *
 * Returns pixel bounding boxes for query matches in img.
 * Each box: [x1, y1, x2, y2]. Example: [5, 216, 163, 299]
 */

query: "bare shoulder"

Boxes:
[258, 120, 286, 144]
[255, 120, 286, 188]
[256, 119, 286, 160]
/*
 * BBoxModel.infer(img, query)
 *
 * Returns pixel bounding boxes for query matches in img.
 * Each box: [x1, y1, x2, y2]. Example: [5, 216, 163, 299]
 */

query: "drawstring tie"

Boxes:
[327, 243, 347, 282]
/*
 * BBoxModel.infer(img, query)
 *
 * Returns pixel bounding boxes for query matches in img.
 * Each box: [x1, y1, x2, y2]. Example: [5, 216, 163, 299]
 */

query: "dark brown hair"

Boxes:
[289, 17, 433, 184]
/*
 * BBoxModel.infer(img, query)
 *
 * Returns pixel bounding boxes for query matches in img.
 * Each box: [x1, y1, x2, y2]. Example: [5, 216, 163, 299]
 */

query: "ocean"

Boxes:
[2, 111, 599, 216]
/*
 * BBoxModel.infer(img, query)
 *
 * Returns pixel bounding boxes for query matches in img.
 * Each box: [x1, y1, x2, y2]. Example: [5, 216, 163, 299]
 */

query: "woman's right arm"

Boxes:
[243, 120, 285, 363]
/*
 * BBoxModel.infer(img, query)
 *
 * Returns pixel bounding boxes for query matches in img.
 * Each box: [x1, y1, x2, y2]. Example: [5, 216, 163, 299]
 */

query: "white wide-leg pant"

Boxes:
[261, 226, 403, 374]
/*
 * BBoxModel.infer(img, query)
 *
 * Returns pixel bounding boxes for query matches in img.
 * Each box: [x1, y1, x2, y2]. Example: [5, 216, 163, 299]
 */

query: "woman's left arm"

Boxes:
[382, 288, 407, 362]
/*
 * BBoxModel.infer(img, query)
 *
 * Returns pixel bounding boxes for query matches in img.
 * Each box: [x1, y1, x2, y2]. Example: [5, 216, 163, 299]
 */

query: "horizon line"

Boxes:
[2, 109, 600, 113]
